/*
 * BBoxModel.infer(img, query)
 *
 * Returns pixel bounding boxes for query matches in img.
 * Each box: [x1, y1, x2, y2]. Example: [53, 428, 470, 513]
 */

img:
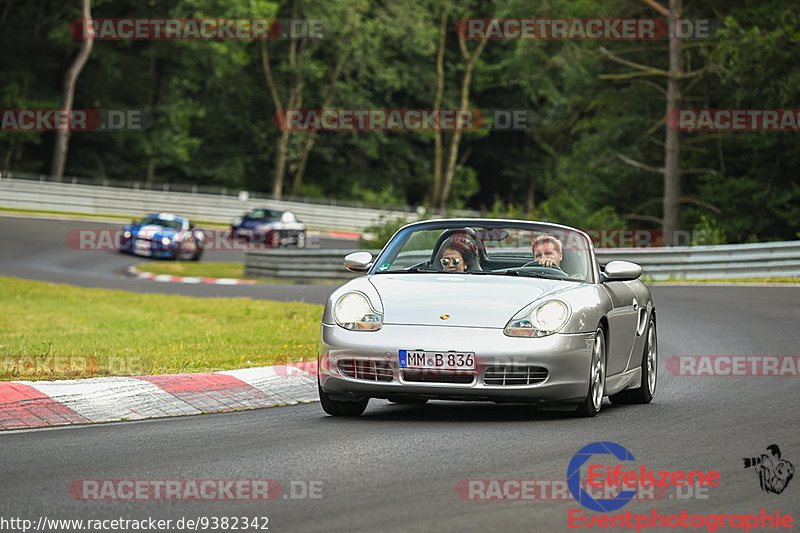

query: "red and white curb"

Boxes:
[126, 266, 256, 285]
[0, 362, 318, 430]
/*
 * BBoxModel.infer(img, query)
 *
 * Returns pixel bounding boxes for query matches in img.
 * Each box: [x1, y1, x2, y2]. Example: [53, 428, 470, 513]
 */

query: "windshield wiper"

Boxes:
[501, 269, 553, 279]
[378, 266, 436, 273]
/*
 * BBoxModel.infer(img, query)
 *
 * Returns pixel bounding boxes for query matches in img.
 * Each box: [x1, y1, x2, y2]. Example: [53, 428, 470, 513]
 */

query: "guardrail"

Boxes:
[244, 241, 800, 282]
[0, 173, 479, 232]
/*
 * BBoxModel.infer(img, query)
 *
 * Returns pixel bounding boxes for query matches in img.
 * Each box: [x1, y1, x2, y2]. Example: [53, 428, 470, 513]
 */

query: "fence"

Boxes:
[244, 241, 800, 281]
[0, 172, 479, 232]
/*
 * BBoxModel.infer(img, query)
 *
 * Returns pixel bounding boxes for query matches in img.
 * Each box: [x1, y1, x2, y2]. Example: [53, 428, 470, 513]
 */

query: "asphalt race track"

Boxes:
[2, 216, 800, 532]
[0, 215, 345, 303]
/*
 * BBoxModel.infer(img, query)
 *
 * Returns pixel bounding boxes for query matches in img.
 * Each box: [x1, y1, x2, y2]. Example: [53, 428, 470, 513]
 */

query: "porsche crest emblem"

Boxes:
[440, 314, 450, 320]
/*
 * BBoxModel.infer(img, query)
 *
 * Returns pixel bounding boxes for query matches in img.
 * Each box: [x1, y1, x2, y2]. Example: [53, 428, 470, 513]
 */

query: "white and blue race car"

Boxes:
[118, 213, 204, 260]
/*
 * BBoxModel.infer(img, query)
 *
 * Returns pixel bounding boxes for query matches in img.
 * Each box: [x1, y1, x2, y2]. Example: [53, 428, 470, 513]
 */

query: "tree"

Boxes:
[50, 0, 94, 180]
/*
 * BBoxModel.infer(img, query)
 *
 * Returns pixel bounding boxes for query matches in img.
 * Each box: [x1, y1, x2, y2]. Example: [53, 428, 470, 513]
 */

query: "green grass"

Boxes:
[646, 276, 800, 284]
[0, 276, 322, 380]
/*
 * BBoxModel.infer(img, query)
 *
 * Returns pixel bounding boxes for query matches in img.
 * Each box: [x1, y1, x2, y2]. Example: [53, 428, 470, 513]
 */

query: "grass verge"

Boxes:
[646, 276, 800, 284]
[0, 276, 322, 380]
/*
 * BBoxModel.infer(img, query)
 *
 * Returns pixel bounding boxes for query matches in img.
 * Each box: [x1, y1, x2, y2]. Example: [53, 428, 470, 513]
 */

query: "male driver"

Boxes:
[532, 234, 563, 269]
[757, 444, 795, 494]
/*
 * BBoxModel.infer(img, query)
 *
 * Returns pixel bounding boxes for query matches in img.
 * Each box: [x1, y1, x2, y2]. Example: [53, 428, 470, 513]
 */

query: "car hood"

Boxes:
[369, 274, 575, 328]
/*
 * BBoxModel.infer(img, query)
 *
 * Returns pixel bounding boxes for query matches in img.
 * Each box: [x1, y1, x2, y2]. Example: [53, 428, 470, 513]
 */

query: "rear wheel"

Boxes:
[296, 231, 306, 248]
[575, 327, 606, 418]
[318, 382, 368, 416]
[610, 317, 657, 405]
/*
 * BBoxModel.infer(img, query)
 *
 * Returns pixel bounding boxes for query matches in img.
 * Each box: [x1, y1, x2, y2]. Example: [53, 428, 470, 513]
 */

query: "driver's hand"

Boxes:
[538, 258, 560, 269]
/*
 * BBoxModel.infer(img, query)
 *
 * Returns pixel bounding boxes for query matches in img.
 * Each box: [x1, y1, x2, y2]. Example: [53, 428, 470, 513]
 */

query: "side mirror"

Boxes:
[603, 260, 642, 281]
[344, 251, 373, 273]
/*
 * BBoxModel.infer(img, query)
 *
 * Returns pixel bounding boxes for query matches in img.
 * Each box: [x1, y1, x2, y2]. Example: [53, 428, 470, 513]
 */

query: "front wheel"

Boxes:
[296, 231, 306, 248]
[575, 327, 606, 418]
[610, 317, 657, 405]
[318, 382, 368, 416]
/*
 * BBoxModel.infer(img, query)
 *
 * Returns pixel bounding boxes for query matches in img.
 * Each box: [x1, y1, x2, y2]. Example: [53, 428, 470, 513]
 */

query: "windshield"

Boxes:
[372, 221, 595, 283]
[139, 216, 184, 231]
[247, 209, 282, 221]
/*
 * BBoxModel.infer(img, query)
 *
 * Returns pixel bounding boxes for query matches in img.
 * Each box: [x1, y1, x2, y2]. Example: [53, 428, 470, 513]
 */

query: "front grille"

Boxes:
[483, 365, 549, 386]
[402, 370, 474, 384]
[338, 359, 393, 381]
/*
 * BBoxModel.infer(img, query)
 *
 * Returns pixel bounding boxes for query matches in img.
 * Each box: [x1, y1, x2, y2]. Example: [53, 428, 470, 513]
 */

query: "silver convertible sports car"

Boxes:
[318, 219, 657, 417]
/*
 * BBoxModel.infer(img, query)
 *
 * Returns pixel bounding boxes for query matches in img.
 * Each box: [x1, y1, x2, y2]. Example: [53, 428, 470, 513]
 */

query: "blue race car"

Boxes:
[118, 213, 204, 260]
[230, 208, 307, 248]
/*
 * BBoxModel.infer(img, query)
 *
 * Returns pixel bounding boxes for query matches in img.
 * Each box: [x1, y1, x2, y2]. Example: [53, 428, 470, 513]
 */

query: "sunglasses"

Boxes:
[440, 257, 461, 266]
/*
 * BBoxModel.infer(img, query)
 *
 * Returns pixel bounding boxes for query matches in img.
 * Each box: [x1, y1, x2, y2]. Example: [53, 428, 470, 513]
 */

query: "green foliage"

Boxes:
[691, 216, 727, 246]
[358, 214, 419, 249]
[0, 0, 797, 243]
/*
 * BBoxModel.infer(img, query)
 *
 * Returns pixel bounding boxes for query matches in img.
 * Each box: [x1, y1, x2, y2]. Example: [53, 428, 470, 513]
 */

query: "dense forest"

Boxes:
[2, 0, 799, 243]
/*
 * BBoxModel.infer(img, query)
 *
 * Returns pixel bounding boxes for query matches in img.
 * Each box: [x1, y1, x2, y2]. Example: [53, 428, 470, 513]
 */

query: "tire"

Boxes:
[296, 231, 306, 248]
[609, 317, 657, 405]
[575, 326, 607, 418]
[387, 396, 428, 405]
[318, 382, 368, 416]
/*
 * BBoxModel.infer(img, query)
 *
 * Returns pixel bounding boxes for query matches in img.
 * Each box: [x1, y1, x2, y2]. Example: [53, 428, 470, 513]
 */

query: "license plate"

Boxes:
[399, 350, 475, 370]
[134, 240, 151, 256]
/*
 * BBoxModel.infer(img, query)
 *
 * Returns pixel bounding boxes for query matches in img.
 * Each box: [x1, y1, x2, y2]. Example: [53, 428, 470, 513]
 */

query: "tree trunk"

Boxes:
[431, 10, 447, 206]
[662, 0, 682, 245]
[525, 178, 535, 214]
[289, 53, 347, 196]
[51, 0, 94, 180]
[437, 36, 488, 213]
[272, 129, 290, 198]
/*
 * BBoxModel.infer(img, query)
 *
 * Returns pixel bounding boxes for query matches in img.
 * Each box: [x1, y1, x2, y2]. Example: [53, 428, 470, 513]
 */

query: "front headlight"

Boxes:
[160, 236, 172, 246]
[333, 292, 382, 331]
[504, 300, 570, 337]
[123, 230, 131, 239]
[232, 216, 242, 226]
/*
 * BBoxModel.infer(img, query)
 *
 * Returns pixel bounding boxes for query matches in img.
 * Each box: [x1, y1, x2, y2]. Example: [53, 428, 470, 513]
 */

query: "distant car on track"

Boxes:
[318, 218, 657, 417]
[118, 213, 204, 260]
[230, 208, 307, 248]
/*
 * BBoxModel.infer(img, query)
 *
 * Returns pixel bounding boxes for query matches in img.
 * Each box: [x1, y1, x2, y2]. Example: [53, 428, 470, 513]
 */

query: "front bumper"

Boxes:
[319, 323, 594, 404]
